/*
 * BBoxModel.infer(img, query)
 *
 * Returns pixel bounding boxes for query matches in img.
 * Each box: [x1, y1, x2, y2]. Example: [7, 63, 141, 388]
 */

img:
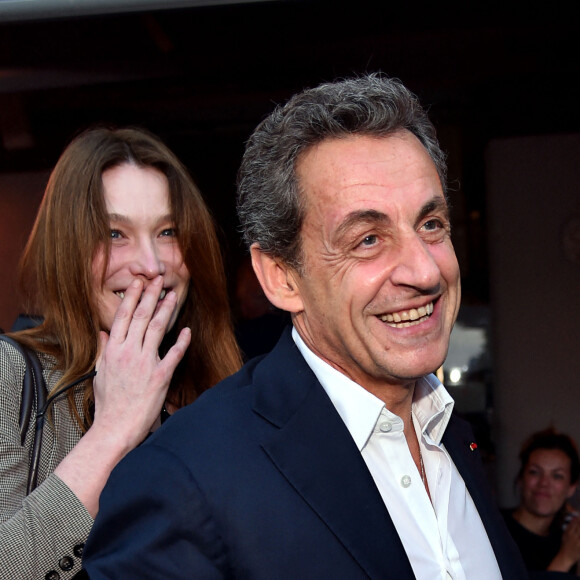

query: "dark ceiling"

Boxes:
[1, 1, 579, 299]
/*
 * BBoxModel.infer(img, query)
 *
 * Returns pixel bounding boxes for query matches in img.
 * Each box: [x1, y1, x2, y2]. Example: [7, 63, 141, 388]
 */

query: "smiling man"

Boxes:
[82, 75, 528, 579]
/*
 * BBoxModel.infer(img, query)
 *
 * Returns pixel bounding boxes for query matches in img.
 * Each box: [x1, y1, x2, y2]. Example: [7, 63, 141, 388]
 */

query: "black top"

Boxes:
[502, 509, 575, 573]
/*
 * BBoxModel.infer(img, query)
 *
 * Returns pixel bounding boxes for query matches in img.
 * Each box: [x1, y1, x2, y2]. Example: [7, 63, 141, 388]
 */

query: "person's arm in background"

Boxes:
[547, 516, 580, 575]
[54, 277, 191, 517]
[0, 278, 190, 579]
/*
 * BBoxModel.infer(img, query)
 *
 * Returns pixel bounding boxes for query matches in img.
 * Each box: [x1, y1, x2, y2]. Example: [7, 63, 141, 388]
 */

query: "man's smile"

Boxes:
[378, 301, 434, 328]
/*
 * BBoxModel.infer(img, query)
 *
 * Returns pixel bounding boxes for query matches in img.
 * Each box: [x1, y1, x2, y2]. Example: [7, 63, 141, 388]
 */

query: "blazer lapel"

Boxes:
[253, 329, 415, 579]
[443, 415, 528, 579]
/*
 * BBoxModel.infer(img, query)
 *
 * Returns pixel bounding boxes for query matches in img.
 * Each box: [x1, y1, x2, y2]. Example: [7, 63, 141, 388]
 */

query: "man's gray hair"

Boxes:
[237, 73, 447, 270]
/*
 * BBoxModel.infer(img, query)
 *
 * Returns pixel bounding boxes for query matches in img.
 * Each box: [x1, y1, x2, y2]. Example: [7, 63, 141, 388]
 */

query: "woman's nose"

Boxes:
[538, 474, 550, 487]
[129, 239, 166, 279]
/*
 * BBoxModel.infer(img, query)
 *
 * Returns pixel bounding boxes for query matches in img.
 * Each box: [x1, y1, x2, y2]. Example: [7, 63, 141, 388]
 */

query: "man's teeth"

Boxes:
[379, 302, 434, 327]
[114, 289, 167, 301]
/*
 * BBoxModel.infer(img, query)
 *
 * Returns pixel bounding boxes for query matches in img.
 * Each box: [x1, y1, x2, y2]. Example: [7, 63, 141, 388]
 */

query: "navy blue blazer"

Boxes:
[83, 327, 528, 579]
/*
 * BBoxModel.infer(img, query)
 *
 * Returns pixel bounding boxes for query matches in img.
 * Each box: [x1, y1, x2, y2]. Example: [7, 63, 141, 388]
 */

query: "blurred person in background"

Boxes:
[504, 428, 580, 575]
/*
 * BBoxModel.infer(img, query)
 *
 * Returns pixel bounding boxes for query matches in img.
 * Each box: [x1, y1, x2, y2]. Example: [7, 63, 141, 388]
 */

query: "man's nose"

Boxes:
[389, 232, 440, 291]
[129, 239, 166, 279]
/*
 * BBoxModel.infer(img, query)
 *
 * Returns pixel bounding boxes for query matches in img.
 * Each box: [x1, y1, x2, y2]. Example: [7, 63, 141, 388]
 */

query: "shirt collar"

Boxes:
[292, 327, 454, 449]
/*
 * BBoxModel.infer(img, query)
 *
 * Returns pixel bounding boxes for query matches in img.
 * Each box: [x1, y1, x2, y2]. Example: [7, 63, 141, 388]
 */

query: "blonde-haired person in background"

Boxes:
[0, 126, 241, 579]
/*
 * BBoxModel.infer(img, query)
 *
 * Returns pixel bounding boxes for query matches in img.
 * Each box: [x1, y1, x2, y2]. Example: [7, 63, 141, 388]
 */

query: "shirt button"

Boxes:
[401, 475, 412, 488]
[379, 421, 392, 433]
[45, 572, 60, 580]
[73, 543, 85, 557]
[59, 556, 74, 571]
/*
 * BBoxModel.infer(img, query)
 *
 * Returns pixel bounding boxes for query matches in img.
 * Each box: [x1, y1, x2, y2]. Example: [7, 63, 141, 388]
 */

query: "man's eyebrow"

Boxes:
[335, 209, 390, 238]
[417, 196, 450, 223]
[335, 196, 449, 234]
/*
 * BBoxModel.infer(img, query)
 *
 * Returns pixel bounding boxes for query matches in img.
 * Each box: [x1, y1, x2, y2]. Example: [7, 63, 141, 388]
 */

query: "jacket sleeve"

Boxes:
[0, 341, 93, 579]
[83, 443, 229, 579]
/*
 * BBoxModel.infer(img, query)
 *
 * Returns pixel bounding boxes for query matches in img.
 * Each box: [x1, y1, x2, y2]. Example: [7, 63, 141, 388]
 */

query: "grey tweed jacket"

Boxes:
[0, 340, 93, 579]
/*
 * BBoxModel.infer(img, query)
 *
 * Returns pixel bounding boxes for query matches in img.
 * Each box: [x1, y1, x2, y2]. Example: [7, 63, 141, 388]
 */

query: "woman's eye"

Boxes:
[160, 228, 177, 237]
[110, 230, 122, 240]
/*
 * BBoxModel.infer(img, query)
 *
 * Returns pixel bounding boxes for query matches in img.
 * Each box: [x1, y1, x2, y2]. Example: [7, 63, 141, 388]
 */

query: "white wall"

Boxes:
[486, 133, 580, 507]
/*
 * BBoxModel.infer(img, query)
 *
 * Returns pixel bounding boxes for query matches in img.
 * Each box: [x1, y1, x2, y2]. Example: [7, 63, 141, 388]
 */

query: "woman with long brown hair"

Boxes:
[0, 126, 241, 579]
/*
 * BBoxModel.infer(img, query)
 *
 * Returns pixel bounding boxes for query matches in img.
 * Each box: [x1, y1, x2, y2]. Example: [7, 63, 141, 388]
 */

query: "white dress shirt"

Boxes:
[292, 328, 501, 580]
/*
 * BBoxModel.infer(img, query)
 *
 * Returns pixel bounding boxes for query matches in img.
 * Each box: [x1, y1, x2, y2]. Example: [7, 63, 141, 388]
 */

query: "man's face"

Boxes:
[289, 131, 461, 392]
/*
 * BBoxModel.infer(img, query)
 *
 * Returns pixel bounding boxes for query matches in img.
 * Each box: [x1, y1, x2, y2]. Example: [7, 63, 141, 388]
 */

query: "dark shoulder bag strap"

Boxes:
[0, 335, 47, 492]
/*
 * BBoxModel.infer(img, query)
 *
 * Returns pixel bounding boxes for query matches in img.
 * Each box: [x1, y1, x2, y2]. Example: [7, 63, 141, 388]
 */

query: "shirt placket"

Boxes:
[372, 412, 449, 578]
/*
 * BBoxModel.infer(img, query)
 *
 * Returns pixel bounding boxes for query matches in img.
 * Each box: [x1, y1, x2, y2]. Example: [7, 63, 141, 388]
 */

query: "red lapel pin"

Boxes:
[470, 442, 478, 451]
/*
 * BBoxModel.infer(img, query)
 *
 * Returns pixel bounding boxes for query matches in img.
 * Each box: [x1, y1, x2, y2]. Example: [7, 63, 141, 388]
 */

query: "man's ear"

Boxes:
[250, 244, 304, 313]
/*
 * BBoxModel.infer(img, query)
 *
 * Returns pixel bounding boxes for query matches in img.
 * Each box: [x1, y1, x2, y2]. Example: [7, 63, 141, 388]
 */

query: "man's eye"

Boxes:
[423, 219, 442, 231]
[360, 235, 378, 247]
